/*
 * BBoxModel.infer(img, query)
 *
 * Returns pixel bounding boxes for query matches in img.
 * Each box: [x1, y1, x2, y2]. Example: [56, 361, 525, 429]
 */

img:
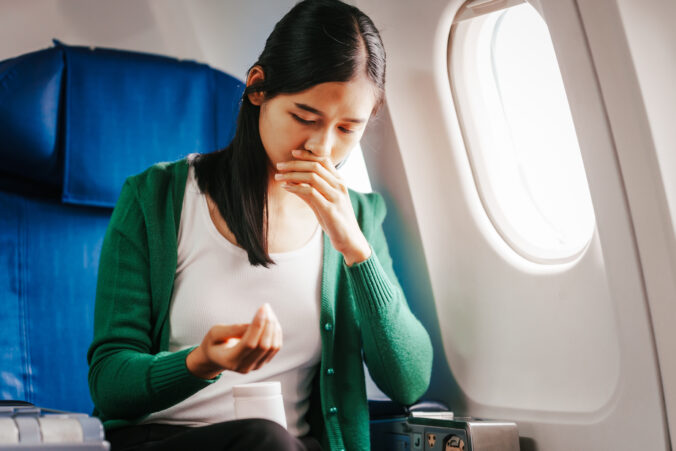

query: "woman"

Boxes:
[87, 0, 433, 450]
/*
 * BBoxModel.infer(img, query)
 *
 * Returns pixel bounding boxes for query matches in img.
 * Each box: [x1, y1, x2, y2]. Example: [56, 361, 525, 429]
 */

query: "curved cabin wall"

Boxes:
[357, 0, 675, 449]
[0, 1, 296, 82]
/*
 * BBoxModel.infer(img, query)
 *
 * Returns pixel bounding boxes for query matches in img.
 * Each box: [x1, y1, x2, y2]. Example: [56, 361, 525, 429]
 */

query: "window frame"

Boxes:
[448, 0, 595, 265]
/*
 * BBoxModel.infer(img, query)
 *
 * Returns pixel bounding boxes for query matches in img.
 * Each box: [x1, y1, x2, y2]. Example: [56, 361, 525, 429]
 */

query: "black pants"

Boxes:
[106, 419, 323, 451]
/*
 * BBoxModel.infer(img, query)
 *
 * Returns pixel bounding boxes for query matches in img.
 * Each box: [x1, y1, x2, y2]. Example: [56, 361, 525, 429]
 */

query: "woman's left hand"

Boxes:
[275, 149, 372, 266]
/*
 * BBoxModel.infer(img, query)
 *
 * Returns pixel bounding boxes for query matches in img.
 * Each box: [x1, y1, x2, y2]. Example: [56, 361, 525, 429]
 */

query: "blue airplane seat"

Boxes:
[0, 41, 245, 415]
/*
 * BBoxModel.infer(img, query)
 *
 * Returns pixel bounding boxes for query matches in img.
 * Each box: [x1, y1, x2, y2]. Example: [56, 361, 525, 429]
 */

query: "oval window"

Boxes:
[450, 2, 595, 263]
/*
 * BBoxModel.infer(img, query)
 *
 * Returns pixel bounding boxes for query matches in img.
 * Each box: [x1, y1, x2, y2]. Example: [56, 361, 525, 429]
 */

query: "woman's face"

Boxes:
[248, 67, 378, 172]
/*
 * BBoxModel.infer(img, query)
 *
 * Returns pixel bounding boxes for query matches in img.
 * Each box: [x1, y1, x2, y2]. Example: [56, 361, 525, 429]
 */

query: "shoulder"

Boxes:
[109, 157, 189, 232]
[348, 189, 387, 234]
[127, 157, 189, 190]
[123, 157, 189, 203]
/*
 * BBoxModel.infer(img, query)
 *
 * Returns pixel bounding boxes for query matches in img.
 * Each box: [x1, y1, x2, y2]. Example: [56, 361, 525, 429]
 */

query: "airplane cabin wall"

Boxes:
[0, 0, 297, 83]
[578, 0, 676, 442]
[356, 0, 675, 449]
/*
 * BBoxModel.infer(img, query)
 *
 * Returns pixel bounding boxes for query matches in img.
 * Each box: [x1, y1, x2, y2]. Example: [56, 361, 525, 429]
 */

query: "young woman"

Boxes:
[87, 0, 433, 450]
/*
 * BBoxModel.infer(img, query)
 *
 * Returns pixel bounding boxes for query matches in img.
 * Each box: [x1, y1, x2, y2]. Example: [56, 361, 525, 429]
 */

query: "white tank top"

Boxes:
[141, 157, 323, 437]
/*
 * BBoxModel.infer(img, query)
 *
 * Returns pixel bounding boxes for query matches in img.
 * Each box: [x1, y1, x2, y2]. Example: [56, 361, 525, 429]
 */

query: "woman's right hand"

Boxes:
[186, 303, 283, 380]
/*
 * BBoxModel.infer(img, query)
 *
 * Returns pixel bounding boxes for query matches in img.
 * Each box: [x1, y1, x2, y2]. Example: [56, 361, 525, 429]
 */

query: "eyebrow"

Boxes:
[294, 102, 367, 124]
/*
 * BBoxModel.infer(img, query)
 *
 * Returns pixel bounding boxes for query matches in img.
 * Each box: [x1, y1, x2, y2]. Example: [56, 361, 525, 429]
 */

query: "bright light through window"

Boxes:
[451, 3, 595, 263]
[339, 143, 372, 193]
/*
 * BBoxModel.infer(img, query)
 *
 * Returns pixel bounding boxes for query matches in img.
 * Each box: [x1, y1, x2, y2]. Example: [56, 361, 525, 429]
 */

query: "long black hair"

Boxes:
[193, 0, 386, 267]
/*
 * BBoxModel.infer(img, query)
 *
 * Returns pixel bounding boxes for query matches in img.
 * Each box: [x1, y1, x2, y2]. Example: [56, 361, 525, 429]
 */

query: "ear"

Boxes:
[246, 65, 265, 106]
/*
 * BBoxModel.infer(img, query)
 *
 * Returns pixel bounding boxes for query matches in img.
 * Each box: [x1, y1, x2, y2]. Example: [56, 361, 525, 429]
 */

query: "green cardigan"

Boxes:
[87, 158, 433, 451]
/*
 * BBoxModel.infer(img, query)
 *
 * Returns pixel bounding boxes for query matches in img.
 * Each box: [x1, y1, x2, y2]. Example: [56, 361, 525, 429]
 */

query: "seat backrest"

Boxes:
[0, 41, 245, 413]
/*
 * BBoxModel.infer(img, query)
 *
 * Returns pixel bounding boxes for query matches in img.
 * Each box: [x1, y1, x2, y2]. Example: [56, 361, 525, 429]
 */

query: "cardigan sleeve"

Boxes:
[344, 192, 433, 406]
[87, 178, 218, 421]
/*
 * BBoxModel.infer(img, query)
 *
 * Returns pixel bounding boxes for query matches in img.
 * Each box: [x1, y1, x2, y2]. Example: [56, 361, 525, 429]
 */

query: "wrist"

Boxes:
[343, 238, 372, 267]
[186, 345, 223, 380]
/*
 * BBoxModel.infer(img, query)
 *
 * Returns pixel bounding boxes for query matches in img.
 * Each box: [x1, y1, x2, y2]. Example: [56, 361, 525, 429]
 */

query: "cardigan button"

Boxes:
[326, 368, 335, 375]
[324, 322, 333, 331]
[329, 406, 338, 415]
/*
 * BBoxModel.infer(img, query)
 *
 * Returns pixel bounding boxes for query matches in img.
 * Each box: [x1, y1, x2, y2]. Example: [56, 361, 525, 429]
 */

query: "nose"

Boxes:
[305, 128, 333, 158]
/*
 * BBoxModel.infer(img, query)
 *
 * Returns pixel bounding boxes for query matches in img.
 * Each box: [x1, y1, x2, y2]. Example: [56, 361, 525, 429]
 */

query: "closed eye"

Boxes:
[293, 113, 357, 134]
[291, 113, 316, 125]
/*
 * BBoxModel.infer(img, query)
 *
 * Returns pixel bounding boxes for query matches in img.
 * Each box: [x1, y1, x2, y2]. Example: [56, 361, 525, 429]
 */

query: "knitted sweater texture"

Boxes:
[87, 158, 433, 451]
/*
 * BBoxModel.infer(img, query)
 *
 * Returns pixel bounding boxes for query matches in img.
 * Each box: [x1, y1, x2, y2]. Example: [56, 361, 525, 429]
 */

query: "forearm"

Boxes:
[345, 250, 433, 405]
[89, 346, 217, 419]
[360, 302, 433, 405]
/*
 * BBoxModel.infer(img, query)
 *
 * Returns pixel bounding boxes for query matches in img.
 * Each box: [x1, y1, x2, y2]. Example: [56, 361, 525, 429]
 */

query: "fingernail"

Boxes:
[276, 162, 286, 169]
[274, 173, 283, 180]
[292, 150, 302, 156]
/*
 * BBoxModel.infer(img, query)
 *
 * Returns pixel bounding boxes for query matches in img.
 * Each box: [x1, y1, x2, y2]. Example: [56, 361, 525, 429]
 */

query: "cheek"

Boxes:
[259, 111, 305, 157]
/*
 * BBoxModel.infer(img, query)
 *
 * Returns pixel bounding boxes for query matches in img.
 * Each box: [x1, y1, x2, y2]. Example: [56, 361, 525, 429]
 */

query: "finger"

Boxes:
[208, 324, 249, 344]
[276, 318, 283, 349]
[285, 150, 349, 198]
[237, 305, 267, 353]
[268, 320, 284, 363]
[257, 318, 283, 368]
[290, 149, 343, 179]
[282, 182, 333, 212]
[238, 348, 267, 373]
[254, 346, 279, 370]
[277, 160, 341, 190]
[240, 318, 275, 372]
[236, 304, 273, 370]
[203, 324, 249, 372]
[258, 313, 274, 352]
[276, 171, 338, 202]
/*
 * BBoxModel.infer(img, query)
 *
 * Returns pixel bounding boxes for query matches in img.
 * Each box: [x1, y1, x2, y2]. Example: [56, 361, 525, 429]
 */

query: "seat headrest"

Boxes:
[0, 47, 64, 187]
[0, 41, 245, 207]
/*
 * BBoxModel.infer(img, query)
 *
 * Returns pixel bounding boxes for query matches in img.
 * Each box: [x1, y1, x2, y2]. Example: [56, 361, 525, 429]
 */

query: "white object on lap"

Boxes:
[233, 381, 288, 429]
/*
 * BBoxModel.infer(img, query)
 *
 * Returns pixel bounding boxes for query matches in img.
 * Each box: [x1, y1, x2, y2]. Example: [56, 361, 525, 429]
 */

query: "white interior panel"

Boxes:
[0, 0, 297, 80]
[577, 0, 676, 442]
[356, 0, 669, 448]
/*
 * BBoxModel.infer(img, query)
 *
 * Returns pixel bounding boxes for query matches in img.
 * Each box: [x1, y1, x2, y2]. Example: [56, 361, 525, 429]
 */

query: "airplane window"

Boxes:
[450, 3, 595, 264]
[340, 143, 373, 193]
